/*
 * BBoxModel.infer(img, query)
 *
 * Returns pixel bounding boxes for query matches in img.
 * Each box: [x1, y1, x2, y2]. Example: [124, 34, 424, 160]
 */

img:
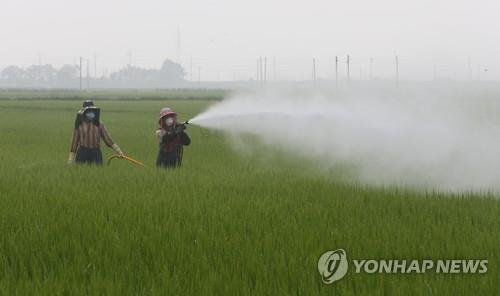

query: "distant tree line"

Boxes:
[0, 59, 185, 88]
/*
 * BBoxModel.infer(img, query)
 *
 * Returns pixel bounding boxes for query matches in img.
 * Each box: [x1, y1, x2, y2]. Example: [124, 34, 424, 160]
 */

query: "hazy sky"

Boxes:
[1, 0, 499, 80]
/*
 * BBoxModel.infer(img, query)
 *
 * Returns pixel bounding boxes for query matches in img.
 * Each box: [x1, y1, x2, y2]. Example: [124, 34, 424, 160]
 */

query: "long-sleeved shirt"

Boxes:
[70, 121, 115, 152]
[155, 129, 190, 153]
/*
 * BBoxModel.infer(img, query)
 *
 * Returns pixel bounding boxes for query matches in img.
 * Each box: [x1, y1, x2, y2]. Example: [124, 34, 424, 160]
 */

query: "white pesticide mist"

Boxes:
[190, 83, 500, 192]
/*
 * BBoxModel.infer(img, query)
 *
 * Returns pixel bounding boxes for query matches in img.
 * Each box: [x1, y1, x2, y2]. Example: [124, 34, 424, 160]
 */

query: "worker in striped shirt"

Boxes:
[68, 100, 124, 165]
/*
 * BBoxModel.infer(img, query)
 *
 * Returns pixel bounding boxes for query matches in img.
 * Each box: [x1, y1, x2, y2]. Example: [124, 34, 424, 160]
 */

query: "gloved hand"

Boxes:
[68, 152, 75, 164]
[112, 144, 124, 157]
[156, 129, 166, 137]
[159, 130, 176, 143]
[175, 123, 186, 133]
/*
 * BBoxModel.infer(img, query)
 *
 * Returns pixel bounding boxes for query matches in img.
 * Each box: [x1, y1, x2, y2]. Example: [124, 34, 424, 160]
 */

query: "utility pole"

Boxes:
[256, 58, 260, 81]
[273, 56, 276, 81]
[346, 55, 350, 83]
[79, 57, 82, 90]
[395, 55, 399, 84]
[312, 58, 316, 81]
[190, 56, 193, 81]
[335, 56, 338, 87]
[176, 27, 181, 65]
[369, 57, 374, 80]
[37, 53, 42, 87]
[259, 57, 263, 82]
[467, 56, 472, 81]
[264, 57, 267, 82]
[86, 58, 90, 89]
[94, 53, 97, 79]
[257, 57, 260, 81]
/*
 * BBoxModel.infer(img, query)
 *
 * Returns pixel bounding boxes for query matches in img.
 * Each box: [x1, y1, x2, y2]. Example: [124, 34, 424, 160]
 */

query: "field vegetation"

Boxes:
[0, 96, 498, 295]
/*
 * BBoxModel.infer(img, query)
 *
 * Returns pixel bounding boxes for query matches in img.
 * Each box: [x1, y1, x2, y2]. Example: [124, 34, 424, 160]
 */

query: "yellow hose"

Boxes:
[107, 154, 146, 167]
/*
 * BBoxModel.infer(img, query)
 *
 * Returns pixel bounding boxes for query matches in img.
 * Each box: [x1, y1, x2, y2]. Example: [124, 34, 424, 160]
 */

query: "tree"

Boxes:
[25, 64, 57, 82]
[0, 58, 186, 87]
[1, 66, 25, 80]
[157, 59, 185, 84]
[109, 66, 159, 87]
[57, 64, 79, 84]
[110, 66, 157, 82]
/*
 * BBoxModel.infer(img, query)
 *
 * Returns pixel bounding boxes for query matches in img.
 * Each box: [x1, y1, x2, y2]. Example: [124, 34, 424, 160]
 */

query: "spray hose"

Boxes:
[107, 154, 146, 167]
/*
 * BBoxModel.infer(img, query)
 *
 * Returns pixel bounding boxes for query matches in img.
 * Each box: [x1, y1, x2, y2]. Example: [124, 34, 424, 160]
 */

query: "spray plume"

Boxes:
[190, 83, 500, 192]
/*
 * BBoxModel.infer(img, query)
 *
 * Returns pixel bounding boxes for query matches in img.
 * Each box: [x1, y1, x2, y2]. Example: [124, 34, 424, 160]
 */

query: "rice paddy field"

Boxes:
[0, 91, 499, 295]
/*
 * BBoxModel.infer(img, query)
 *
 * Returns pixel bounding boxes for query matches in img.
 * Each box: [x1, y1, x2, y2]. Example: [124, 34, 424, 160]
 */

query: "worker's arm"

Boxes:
[180, 132, 191, 146]
[159, 129, 178, 144]
[100, 124, 123, 156]
[155, 129, 166, 142]
[68, 127, 80, 164]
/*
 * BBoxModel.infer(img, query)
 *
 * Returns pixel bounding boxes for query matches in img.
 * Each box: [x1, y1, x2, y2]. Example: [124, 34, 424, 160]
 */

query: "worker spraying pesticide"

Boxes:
[68, 100, 124, 165]
[155, 107, 191, 168]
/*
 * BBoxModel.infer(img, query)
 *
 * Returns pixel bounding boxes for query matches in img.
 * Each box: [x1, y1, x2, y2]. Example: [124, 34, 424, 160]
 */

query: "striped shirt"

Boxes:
[70, 121, 115, 152]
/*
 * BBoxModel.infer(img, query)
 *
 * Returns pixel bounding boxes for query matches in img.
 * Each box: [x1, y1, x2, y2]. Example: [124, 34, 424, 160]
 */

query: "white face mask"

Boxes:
[85, 112, 96, 120]
[164, 117, 175, 126]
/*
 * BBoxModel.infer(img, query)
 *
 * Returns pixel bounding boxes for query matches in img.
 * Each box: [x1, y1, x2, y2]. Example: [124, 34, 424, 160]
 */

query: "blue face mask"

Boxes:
[85, 112, 96, 120]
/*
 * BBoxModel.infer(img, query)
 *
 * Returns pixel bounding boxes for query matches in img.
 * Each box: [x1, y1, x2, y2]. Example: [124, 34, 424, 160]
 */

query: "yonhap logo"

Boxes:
[317, 249, 349, 284]
[317, 248, 488, 285]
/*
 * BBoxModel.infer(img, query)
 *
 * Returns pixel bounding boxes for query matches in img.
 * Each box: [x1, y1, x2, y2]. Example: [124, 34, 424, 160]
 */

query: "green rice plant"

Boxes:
[0, 99, 498, 295]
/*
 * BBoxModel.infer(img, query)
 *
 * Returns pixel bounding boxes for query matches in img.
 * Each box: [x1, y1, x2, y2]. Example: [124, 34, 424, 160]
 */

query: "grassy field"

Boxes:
[0, 97, 499, 295]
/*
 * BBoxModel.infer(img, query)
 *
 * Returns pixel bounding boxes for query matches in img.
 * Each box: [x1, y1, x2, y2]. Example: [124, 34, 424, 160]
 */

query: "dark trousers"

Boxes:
[76, 147, 103, 165]
[156, 152, 180, 168]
